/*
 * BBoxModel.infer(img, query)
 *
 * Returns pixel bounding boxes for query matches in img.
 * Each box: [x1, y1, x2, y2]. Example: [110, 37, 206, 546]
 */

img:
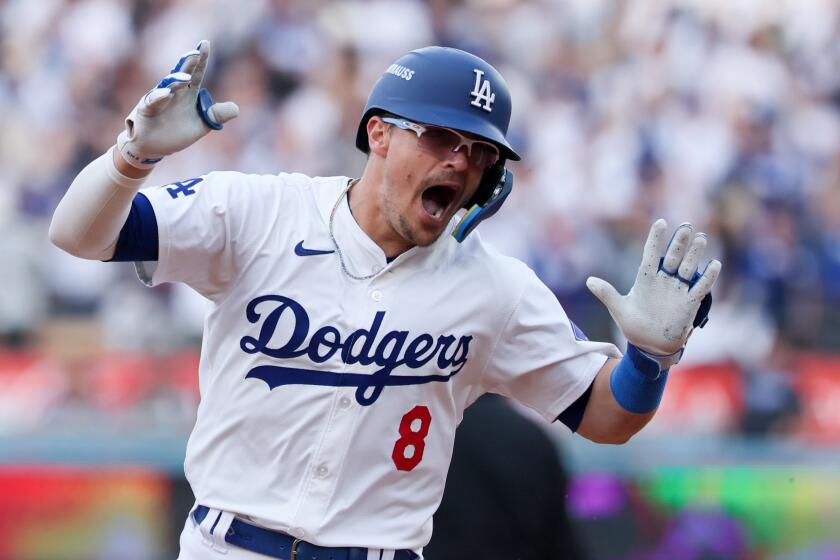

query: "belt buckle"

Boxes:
[290, 538, 302, 560]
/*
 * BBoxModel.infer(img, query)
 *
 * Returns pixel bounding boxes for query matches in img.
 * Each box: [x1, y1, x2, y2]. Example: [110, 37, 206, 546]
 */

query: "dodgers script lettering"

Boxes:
[240, 295, 472, 405]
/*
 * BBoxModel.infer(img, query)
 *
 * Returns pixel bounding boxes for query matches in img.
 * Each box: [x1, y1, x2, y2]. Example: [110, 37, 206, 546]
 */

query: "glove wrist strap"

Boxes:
[631, 343, 684, 371]
[116, 131, 163, 170]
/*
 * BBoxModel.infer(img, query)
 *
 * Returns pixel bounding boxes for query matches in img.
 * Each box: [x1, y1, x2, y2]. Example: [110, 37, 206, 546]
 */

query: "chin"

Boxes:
[397, 214, 446, 248]
[414, 233, 443, 247]
[409, 227, 448, 249]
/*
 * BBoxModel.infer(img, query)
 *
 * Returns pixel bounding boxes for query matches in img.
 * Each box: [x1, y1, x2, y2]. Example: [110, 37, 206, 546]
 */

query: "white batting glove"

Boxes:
[586, 220, 722, 368]
[117, 40, 239, 169]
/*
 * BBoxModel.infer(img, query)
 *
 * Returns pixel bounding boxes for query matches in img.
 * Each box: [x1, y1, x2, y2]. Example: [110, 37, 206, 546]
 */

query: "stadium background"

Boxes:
[2, 0, 840, 558]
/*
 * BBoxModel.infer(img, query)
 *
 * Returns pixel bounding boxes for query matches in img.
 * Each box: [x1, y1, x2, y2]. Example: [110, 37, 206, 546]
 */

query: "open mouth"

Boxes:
[421, 185, 458, 220]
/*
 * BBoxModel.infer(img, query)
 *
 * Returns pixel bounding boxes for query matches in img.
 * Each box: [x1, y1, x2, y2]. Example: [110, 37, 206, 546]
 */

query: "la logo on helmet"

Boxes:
[470, 69, 495, 112]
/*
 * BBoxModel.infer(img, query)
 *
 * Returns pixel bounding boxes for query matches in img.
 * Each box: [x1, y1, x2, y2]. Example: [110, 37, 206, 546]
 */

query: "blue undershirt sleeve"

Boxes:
[107, 192, 159, 262]
[556, 381, 593, 432]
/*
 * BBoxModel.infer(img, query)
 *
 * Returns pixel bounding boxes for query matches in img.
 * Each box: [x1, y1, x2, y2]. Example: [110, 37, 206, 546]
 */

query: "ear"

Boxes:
[367, 116, 391, 158]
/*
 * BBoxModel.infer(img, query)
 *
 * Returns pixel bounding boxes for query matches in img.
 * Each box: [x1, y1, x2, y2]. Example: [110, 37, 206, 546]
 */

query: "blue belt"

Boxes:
[193, 505, 418, 560]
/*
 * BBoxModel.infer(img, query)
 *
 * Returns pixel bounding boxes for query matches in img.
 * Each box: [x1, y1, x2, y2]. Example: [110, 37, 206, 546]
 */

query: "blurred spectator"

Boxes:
[0, 318, 195, 433]
[0, 186, 46, 346]
[0, 0, 837, 353]
[740, 337, 801, 437]
[0, 0, 838, 445]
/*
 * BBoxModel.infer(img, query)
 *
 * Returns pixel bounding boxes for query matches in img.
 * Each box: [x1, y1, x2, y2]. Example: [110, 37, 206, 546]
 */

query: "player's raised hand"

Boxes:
[586, 219, 721, 361]
[117, 40, 239, 169]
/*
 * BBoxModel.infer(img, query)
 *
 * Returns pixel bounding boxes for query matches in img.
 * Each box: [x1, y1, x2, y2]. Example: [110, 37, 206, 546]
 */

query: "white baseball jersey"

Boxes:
[136, 171, 619, 552]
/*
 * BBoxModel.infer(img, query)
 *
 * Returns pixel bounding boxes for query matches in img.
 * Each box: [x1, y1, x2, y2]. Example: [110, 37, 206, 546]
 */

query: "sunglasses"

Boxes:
[382, 117, 501, 169]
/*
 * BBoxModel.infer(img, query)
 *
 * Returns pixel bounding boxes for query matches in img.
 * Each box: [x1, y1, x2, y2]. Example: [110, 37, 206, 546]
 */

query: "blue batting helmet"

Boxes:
[357, 46, 520, 242]
[355, 46, 521, 161]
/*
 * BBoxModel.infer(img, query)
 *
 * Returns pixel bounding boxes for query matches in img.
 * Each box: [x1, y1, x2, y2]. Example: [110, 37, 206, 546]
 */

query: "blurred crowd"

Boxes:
[1, 0, 840, 435]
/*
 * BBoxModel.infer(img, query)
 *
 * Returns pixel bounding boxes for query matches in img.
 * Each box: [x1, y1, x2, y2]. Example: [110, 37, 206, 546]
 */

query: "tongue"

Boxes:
[422, 194, 444, 218]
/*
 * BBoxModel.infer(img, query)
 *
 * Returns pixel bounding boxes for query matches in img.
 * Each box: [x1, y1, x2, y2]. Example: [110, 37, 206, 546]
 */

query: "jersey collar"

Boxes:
[314, 176, 460, 276]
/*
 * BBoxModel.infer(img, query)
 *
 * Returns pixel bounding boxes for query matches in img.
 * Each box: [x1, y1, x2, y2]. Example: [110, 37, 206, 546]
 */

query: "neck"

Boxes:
[348, 175, 413, 259]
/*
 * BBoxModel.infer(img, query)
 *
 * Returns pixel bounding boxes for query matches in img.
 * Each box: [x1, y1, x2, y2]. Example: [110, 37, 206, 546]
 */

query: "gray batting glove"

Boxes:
[117, 40, 239, 169]
[586, 219, 722, 367]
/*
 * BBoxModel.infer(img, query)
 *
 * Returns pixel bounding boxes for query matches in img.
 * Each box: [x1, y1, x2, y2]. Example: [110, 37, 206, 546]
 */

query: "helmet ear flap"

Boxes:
[469, 161, 505, 208]
[452, 164, 513, 242]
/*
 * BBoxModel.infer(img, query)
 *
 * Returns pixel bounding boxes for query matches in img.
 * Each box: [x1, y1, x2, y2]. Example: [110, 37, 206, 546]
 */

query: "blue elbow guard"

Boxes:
[610, 343, 670, 414]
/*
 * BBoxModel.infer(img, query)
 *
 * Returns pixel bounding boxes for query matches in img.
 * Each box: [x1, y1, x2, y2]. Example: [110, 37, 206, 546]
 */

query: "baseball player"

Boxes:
[50, 41, 721, 560]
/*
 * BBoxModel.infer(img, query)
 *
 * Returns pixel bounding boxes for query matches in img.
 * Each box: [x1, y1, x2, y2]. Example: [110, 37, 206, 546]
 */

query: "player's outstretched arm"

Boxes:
[49, 40, 238, 260]
[576, 220, 721, 443]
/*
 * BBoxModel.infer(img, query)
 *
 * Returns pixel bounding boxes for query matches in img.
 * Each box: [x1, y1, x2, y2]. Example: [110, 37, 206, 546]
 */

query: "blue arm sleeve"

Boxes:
[107, 192, 159, 262]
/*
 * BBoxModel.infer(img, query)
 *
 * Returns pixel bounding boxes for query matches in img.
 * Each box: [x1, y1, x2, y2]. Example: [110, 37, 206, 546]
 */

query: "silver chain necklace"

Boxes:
[328, 178, 385, 281]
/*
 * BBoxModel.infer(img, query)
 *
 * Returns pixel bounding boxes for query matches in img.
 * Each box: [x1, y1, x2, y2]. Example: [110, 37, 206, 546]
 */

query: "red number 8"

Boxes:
[392, 405, 432, 471]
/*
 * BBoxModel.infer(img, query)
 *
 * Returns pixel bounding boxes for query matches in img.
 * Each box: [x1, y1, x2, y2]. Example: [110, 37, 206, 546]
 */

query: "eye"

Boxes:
[421, 128, 449, 140]
[474, 144, 499, 165]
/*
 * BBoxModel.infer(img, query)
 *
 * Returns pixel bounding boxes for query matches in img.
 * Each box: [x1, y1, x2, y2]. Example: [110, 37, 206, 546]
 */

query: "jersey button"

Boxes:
[316, 464, 329, 478]
[339, 397, 351, 409]
[371, 290, 383, 302]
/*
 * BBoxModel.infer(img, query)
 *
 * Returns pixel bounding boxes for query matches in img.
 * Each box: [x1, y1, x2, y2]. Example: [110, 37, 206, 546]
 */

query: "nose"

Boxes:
[443, 145, 470, 171]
